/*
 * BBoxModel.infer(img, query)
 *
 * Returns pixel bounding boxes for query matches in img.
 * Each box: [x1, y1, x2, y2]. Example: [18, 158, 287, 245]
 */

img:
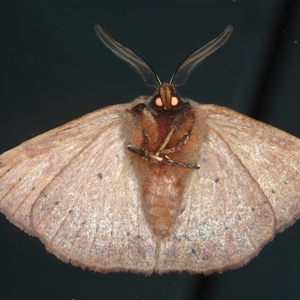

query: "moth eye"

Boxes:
[171, 96, 179, 107]
[155, 97, 163, 107]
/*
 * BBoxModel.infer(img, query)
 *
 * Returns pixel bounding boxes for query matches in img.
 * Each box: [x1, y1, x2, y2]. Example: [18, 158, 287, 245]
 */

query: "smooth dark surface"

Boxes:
[1, 1, 300, 299]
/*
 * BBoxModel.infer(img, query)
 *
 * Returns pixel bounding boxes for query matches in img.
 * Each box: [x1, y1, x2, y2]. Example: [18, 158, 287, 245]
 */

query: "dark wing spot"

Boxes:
[97, 173, 102, 179]
[214, 177, 219, 183]
[182, 234, 191, 241]
[54, 201, 59, 205]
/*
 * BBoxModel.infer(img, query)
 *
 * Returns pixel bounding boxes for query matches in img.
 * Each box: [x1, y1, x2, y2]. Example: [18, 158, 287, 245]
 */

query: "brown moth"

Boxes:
[0, 24, 300, 275]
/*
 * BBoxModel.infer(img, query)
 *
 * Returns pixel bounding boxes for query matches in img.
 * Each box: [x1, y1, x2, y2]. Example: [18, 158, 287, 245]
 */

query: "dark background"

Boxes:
[1, 1, 300, 299]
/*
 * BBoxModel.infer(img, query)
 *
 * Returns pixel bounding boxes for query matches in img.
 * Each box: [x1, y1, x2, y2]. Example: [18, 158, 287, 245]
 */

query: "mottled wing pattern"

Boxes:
[0, 104, 156, 273]
[201, 103, 300, 232]
[156, 115, 275, 273]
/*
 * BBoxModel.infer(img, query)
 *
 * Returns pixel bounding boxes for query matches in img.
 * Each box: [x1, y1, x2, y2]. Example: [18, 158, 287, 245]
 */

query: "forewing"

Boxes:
[156, 126, 275, 274]
[201, 103, 300, 232]
[0, 104, 156, 273]
[1, 106, 125, 232]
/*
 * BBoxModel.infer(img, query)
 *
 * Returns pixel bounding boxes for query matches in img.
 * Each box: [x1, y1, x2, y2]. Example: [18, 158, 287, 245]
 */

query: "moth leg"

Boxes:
[164, 155, 200, 169]
[127, 145, 163, 162]
[160, 133, 190, 155]
[154, 127, 175, 156]
[127, 145, 200, 169]
[158, 104, 195, 155]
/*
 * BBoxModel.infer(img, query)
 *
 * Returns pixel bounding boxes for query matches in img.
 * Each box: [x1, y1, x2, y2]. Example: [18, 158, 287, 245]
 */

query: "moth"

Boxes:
[0, 24, 299, 275]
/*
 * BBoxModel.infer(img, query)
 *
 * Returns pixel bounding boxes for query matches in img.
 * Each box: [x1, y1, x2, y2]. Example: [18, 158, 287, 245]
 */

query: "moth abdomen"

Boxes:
[141, 166, 188, 238]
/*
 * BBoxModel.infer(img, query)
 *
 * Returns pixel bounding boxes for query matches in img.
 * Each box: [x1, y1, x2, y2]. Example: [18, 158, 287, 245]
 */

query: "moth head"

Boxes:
[152, 83, 185, 111]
